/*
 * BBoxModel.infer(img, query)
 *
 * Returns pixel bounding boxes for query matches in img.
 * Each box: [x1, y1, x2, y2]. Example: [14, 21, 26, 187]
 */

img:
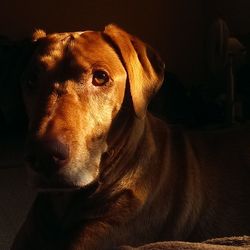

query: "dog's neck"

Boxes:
[98, 110, 146, 191]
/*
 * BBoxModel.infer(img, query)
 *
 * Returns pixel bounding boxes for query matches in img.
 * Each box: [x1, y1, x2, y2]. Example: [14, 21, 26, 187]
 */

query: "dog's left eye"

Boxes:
[26, 80, 36, 90]
[92, 70, 109, 86]
[23, 74, 38, 91]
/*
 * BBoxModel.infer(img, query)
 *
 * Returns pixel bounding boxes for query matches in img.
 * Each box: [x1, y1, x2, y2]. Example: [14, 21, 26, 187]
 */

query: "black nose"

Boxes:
[43, 139, 69, 164]
[27, 139, 69, 174]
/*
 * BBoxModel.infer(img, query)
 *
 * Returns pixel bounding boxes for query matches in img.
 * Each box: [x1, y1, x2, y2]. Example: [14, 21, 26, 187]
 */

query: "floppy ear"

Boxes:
[104, 24, 165, 119]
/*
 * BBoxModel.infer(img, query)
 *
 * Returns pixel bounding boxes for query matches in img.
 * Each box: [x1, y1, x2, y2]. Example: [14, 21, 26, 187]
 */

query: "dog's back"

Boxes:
[148, 116, 250, 241]
[188, 126, 250, 240]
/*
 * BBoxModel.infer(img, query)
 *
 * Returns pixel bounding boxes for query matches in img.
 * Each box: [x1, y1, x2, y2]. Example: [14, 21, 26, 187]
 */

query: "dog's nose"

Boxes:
[42, 140, 69, 165]
[27, 139, 69, 174]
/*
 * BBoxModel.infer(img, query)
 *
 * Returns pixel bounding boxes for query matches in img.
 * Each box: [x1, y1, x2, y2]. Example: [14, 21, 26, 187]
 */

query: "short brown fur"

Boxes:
[12, 25, 250, 250]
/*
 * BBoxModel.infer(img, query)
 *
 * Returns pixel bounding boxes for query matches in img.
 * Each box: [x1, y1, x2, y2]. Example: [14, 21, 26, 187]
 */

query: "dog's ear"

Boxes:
[32, 29, 46, 42]
[104, 24, 165, 119]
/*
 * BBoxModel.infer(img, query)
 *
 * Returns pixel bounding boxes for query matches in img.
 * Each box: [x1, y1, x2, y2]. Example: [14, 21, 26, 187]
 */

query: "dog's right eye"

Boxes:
[92, 70, 110, 86]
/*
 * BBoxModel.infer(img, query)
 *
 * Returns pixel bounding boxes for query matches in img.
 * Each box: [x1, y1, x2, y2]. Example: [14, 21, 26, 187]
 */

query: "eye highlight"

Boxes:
[23, 73, 38, 91]
[26, 79, 36, 90]
[92, 70, 109, 86]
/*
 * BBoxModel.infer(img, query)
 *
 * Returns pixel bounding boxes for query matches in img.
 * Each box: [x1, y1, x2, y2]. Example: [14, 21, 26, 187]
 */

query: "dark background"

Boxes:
[1, 0, 250, 85]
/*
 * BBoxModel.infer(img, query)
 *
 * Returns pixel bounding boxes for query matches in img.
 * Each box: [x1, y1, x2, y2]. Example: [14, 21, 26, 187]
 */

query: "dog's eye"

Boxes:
[92, 70, 109, 86]
[26, 79, 36, 90]
[24, 78, 38, 92]
[23, 72, 38, 91]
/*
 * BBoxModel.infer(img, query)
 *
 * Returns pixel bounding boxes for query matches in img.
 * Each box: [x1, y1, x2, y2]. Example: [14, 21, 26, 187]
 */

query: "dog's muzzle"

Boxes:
[26, 138, 70, 177]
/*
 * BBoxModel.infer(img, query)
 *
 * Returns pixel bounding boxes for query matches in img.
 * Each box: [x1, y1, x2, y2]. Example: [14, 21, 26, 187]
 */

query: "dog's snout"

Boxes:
[43, 140, 69, 164]
[27, 139, 70, 175]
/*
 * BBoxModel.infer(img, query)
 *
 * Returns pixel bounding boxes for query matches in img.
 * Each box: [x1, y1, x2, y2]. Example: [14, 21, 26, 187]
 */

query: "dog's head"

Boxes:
[22, 24, 164, 190]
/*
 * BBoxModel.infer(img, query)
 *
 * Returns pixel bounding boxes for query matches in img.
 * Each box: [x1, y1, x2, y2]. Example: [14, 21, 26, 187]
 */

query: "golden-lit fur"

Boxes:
[12, 25, 250, 250]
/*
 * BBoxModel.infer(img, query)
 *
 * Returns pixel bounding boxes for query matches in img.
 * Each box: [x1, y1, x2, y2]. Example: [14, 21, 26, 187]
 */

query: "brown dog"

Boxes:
[12, 24, 250, 250]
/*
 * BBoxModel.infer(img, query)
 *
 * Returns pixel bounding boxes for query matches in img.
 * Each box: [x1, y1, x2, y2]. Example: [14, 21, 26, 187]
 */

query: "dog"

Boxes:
[11, 24, 250, 250]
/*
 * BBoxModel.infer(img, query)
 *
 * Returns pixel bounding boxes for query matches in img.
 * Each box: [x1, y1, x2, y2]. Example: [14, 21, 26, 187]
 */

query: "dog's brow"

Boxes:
[60, 31, 91, 42]
[62, 34, 74, 42]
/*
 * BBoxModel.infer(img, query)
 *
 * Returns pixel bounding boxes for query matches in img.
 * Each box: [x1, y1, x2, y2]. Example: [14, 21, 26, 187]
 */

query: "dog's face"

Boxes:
[22, 25, 164, 189]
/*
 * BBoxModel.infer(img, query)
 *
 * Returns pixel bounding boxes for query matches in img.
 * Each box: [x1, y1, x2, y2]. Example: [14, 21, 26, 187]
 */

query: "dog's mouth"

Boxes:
[31, 175, 100, 202]
[28, 171, 79, 192]
[26, 158, 99, 192]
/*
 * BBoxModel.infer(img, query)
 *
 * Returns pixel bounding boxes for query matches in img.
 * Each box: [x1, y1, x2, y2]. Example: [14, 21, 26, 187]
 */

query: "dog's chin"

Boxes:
[26, 166, 97, 193]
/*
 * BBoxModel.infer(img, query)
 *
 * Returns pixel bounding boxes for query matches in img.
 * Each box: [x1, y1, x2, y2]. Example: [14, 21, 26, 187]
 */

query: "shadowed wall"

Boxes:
[0, 0, 206, 85]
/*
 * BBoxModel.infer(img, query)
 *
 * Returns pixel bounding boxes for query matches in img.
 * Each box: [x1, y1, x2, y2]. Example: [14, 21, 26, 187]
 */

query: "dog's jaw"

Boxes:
[27, 161, 99, 192]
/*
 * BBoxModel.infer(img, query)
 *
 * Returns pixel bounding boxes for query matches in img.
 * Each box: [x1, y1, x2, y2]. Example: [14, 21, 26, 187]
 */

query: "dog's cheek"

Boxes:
[74, 94, 113, 160]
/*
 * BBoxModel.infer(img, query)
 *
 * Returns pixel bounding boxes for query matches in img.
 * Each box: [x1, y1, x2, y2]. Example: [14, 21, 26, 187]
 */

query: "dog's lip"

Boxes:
[37, 186, 81, 192]
[28, 168, 98, 193]
[34, 178, 87, 192]
[33, 181, 81, 192]
[27, 169, 80, 191]
[35, 178, 99, 194]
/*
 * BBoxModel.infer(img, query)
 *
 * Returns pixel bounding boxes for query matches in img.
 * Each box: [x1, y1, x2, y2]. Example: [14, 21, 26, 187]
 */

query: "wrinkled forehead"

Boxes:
[34, 31, 123, 74]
